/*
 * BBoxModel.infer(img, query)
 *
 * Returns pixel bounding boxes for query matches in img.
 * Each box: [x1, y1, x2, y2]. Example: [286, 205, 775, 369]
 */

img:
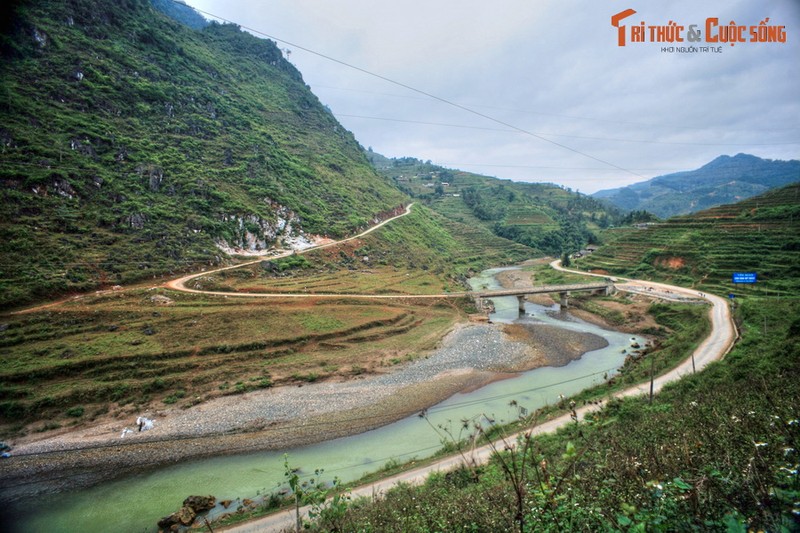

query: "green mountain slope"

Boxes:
[578, 183, 800, 294]
[0, 0, 405, 307]
[593, 153, 800, 218]
[367, 153, 620, 256]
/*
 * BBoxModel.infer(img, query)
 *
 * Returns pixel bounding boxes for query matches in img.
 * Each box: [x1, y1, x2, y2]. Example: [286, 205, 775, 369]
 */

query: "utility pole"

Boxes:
[649, 356, 655, 404]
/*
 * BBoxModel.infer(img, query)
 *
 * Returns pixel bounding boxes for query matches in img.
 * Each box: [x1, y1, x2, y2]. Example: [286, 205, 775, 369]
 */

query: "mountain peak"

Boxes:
[592, 154, 800, 218]
[702, 153, 761, 169]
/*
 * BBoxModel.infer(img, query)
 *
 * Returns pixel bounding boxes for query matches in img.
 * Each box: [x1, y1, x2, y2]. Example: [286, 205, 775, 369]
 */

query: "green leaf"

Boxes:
[723, 513, 747, 533]
[672, 477, 692, 491]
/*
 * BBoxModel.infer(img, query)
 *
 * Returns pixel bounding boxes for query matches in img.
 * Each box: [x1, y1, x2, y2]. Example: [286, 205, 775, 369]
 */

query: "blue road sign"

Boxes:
[729, 293, 735, 299]
[732, 272, 757, 284]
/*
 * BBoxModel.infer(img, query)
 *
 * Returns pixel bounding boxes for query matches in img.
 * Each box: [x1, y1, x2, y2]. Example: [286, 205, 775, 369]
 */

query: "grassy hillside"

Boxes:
[593, 153, 800, 218]
[578, 183, 800, 295]
[201, 204, 536, 295]
[0, 204, 535, 433]
[0, 0, 405, 307]
[368, 154, 619, 256]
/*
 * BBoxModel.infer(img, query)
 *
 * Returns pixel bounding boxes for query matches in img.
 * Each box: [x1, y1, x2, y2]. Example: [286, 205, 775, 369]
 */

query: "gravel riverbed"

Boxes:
[1, 313, 607, 502]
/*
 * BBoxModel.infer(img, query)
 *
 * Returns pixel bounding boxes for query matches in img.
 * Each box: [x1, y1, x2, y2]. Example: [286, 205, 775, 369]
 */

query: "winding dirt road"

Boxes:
[220, 261, 737, 532]
[166, 203, 425, 298]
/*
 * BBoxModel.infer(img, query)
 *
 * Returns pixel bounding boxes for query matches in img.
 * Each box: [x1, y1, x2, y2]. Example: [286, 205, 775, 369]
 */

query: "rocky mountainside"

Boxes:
[0, 0, 405, 307]
[593, 153, 800, 218]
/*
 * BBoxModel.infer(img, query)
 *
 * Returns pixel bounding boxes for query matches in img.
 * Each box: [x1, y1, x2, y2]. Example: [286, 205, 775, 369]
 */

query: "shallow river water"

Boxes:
[11, 267, 642, 532]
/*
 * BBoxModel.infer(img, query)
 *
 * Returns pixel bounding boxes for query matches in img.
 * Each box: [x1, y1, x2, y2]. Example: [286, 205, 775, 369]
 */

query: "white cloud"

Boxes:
[184, 0, 800, 193]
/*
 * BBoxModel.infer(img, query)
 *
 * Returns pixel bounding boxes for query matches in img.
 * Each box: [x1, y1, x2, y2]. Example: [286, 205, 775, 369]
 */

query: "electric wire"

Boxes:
[175, 2, 648, 179]
[335, 113, 800, 147]
[314, 84, 800, 134]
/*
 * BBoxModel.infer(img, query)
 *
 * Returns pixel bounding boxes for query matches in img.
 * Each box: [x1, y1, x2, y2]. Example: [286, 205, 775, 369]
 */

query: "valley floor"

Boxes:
[1, 307, 604, 501]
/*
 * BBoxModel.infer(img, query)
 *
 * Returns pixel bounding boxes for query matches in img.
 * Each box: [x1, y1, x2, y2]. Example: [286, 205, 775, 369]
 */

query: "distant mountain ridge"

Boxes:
[593, 154, 800, 218]
[579, 182, 800, 295]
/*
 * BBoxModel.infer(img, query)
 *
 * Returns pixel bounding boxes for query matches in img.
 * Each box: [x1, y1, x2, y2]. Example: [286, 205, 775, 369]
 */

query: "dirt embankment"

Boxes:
[568, 294, 660, 334]
[1, 267, 624, 502]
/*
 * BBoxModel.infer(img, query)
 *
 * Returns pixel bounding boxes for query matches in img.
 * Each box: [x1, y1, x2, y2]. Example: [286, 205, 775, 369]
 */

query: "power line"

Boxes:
[335, 114, 800, 147]
[314, 84, 800, 134]
[177, 2, 647, 180]
[434, 162, 680, 172]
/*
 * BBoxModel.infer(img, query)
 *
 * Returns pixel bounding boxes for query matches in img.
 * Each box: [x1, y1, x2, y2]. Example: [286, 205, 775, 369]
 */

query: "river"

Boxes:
[8, 267, 643, 532]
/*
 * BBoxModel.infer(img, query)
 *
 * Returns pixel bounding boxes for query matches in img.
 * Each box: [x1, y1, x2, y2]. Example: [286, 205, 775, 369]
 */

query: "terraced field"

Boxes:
[503, 204, 557, 226]
[0, 288, 461, 429]
[0, 204, 533, 435]
[578, 183, 800, 295]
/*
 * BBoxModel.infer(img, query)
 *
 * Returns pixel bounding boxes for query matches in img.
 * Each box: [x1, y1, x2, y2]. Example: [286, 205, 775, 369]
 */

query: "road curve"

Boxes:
[221, 261, 737, 532]
[166, 203, 418, 296]
[550, 260, 737, 396]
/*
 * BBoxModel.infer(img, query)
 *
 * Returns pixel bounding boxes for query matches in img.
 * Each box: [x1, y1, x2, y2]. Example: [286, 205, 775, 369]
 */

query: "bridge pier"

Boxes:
[471, 282, 615, 316]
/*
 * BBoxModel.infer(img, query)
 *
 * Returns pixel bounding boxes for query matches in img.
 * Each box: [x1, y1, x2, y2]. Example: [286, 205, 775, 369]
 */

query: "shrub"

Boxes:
[66, 406, 85, 417]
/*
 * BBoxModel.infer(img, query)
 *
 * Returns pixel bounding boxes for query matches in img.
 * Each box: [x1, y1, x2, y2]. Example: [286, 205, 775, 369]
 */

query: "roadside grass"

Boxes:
[312, 296, 800, 532]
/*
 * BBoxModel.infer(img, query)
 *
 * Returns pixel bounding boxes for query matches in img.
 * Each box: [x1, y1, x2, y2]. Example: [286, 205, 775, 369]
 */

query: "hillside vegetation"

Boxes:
[205, 205, 535, 295]
[578, 183, 800, 295]
[0, 203, 535, 433]
[0, 0, 405, 307]
[305, 192, 800, 532]
[593, 153, 800, 218]
[368, 153, 619, 256]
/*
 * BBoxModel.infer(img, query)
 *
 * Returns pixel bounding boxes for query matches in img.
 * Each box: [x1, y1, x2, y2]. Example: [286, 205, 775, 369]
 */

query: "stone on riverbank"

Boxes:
[183, 494, 216, 512]
[157, 506, 195, 531]
[157, 495, 215, 531]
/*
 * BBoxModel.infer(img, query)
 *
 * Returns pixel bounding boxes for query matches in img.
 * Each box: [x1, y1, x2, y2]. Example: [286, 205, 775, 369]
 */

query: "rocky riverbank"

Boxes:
[0, 316, 608, 502]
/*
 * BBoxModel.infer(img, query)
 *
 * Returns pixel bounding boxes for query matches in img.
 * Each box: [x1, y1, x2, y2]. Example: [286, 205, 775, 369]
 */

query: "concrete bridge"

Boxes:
[472, 282, 614, 316]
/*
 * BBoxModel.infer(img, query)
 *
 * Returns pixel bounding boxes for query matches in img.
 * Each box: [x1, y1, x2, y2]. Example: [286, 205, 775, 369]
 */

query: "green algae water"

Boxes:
[8, 268, 642, 532]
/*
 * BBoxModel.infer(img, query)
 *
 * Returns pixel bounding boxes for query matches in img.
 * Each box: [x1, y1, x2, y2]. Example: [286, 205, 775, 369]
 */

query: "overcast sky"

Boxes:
[182, 0, 800, 193]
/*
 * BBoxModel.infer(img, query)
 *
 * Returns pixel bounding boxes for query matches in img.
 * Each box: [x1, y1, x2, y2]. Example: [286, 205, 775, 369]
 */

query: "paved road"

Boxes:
[221, 261, 737, 532]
